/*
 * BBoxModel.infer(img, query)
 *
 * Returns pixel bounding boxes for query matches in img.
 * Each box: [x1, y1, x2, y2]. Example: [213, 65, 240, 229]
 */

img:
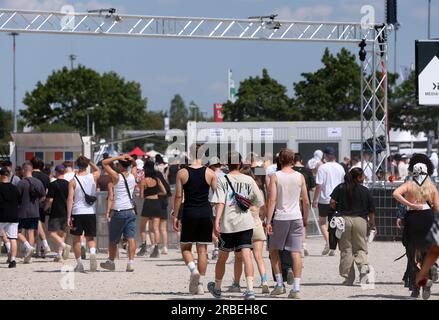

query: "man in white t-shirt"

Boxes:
[351, 153, 373, 182]
[312, 147, 345, 256]
[398, 154, 409, 180]
[208, 151, 264, 301]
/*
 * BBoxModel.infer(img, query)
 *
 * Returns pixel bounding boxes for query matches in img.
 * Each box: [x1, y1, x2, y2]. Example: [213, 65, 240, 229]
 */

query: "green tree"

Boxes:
[293, 48, 362, 121]
[389, 70, 439, 134]
[188, 101, 205, 122]
[170, 94, 188, 129]
[20, 66, 148, 135]
[0, 107, 12, 142]
[223, 69, 294, 122]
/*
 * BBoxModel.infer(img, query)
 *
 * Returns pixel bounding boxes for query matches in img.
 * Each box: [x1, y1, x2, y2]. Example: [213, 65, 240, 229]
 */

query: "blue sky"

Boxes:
[0, 0, 437, 119]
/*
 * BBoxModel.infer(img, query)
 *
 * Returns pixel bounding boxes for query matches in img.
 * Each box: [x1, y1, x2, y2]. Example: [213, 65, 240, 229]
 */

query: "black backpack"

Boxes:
[25, 178, 40, 202]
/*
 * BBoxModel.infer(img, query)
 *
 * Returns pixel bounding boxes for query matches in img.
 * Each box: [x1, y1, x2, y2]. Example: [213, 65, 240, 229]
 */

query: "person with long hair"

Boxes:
[393, 154, 439, 299]
[330, 168, 376, 286]
[137, 160, 167, 258]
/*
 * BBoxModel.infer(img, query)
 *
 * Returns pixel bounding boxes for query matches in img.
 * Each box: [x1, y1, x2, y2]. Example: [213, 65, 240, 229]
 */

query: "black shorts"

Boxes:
[70, 214, 96, 237]
[48, 217, 67, 232]
[180, 216, 213, 244]
[318, 203, 335, 218]
[141, 199, 162, 218]
[219, 229, 253, 253]
[18, 218, 39, 231]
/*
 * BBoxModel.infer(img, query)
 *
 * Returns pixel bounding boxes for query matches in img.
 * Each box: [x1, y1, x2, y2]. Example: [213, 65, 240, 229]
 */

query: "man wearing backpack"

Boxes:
[17, 162, 46, 264]
[45, 165, 71, 262]
[209, 151, 265, 300]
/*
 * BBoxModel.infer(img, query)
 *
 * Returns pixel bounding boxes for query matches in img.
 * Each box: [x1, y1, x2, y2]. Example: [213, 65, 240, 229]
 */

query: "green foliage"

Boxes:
[389, 70, 439, 134]
[293, 48, 361, 121]
[170, 94, 188, 129]
[223, 69, 294, 122]
[0, 107, 12, 142]
[20, 66, 148, 135]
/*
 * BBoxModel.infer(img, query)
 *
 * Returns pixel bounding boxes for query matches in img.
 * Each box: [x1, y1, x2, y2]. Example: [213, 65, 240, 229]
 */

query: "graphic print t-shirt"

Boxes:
[212, 174, 264, 234]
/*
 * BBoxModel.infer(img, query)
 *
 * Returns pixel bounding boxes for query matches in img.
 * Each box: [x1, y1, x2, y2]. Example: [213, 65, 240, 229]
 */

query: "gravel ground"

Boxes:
[0, 238, 437, 300]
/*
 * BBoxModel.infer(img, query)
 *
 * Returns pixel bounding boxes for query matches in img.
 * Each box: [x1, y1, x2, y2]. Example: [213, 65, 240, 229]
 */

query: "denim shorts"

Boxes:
[109, 209, 137, 244]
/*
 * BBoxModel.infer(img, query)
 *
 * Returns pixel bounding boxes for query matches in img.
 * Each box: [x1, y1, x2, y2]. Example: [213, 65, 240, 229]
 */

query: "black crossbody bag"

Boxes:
[74, 175, 97, 205]
[121, 173, 137, 215]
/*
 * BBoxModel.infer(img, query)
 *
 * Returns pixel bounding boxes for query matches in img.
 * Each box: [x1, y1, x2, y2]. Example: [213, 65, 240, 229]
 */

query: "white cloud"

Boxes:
[158, 75, 188, 86]
[275, 5, 334, 21]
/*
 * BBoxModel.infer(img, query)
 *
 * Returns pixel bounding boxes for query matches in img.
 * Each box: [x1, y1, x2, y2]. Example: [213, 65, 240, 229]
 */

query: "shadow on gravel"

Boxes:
[348, 294, 413, 300]
[130, 292, 194, 297]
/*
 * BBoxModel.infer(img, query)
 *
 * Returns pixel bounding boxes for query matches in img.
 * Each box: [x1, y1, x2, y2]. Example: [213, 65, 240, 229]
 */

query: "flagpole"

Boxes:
[9, 32, 19, 133]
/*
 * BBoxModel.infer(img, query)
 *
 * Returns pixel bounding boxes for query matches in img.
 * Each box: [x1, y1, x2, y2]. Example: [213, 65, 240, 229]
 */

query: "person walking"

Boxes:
[31, 157, 51, 258]
[208, 151, 264, 300]
[137, 160, 167, 258]
[17, 162, 46, 264]
[330, 167, 376, 286]
[45, 165, 71, 262]
[312, 147, 345, 256]
[266, 149, 309, 299]
[393, 154, 439, 299]
[67, 156, 100, 273]
[0, 167, 21, 268]
[100, 155, 138, 272]
[229, 166, 270, 294]
[293, 153, 316, 257]
[173, 144, 217, 295]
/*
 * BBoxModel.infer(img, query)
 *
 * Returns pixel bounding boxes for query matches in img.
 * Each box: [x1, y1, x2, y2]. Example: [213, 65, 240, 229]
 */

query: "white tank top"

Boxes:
[274, 171, 303, 221]
[113, 173, 136, 211]
[72, 174, 96, 215]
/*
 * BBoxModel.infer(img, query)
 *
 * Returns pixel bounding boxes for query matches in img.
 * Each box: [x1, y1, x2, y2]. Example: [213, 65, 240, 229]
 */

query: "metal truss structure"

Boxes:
[0, 8, 389, 181]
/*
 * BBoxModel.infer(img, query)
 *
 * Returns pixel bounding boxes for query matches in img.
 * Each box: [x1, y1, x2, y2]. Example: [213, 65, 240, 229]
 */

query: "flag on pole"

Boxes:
[228, 68, 237, 103]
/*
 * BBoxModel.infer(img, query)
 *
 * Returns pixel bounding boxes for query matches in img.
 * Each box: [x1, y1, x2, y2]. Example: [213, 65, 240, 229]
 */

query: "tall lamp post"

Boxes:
[9, 32, 19, 133]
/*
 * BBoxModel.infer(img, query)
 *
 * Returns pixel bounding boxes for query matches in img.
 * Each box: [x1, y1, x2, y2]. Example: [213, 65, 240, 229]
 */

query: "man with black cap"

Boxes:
[312, 147, 345, 256]
[0, 167, 21, 268]
[45, 165, 71, 262]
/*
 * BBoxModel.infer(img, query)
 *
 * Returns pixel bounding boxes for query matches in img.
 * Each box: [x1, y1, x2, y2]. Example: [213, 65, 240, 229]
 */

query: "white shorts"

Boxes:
[0, 223, 19, 240]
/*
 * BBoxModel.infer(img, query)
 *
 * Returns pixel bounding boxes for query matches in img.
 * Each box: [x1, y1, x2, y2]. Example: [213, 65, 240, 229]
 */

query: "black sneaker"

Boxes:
[208, 282, 222, 299]
[410, 288, 420, 298]
[8, 260, 16, 269]
[137, 243, 147, 257]
[150, 245, 160, 258]
[81, 246, 86, 260]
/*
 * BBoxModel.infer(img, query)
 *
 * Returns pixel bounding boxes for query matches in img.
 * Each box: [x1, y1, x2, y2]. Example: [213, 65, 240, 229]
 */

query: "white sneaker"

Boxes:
[197, 283, 204, 295]
[161, 247, 168, 255]
[62, 245, 71, 260]
[89, 254, 97, 272]
[322, 245, 330, 256]
[126, 263, 135, 272]
[189, 272, 201, 294]
[328, 250, 335, 257]
[24, 247, 35, 264]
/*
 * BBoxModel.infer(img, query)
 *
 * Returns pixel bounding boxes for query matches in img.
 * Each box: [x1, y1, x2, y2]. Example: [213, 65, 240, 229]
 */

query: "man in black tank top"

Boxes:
[172, 144, 217, 296]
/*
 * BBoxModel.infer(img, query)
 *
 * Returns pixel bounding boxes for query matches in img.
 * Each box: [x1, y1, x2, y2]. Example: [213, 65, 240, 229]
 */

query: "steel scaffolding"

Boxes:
[0, 8, 389, 180]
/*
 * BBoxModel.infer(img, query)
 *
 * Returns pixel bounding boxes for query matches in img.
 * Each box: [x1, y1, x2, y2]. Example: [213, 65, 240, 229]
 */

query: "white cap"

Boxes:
[136, 159, 144, 170]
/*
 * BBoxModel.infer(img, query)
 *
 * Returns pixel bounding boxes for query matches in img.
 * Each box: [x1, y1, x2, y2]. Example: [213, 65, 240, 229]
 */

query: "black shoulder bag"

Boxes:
[121, 173, 137, 214]
[74, 175, 97, 205]
[224, 175, 252, 212]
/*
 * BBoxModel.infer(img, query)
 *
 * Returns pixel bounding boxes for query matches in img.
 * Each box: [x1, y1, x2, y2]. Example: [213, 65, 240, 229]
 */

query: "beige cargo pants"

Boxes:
[338, 216, 368, 282]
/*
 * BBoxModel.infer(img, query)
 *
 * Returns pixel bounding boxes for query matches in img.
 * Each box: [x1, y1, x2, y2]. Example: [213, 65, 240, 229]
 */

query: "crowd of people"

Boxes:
[0, 145, 439, 301]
